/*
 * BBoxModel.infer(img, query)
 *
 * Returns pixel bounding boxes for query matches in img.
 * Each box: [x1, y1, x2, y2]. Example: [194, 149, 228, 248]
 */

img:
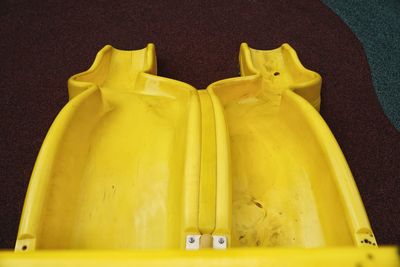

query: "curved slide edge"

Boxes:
[282, 89, 377, 246]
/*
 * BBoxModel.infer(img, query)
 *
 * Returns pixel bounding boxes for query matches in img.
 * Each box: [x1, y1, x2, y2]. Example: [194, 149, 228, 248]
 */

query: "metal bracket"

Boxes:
[185, 235, 201, 250]
[186, 234, 227, 250]
[212, 235, 227, 249]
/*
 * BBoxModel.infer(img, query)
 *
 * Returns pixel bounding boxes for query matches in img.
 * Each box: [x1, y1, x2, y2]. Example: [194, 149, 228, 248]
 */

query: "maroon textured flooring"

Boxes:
[0, 0, 399, 248]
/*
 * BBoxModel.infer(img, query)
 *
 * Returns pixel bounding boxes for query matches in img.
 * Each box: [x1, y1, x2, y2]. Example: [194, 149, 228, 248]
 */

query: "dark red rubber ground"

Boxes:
[0, 0, 398, 248]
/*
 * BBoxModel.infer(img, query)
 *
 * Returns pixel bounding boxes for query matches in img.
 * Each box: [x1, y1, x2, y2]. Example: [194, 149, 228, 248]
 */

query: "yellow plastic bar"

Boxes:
[1, 247, 399, 267]
[198, 91, 217, 235]
[181, 88, 202, 242]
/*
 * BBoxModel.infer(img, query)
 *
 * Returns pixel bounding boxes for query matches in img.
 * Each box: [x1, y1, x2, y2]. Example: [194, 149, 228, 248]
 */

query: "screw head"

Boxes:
[188, 237, 195, 244]
[218, 237, 225, 244]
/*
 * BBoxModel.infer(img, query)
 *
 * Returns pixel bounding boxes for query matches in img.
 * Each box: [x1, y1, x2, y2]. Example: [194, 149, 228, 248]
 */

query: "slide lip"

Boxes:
[238, 42, 322, 110]
[67, 44, 157, 98]
[68, 42, 321, 96]
[240, 42, 322, 88]
[68, 43, 199, 99]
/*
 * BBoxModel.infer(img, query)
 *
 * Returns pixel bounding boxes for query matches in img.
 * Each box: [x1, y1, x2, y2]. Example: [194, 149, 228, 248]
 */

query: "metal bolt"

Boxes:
[218, 237, 225, 244]
[188, 237, 195, 244]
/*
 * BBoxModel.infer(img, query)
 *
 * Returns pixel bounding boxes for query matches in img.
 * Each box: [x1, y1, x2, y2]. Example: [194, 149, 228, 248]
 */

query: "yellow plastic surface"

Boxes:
[1, 247, 399, 267]
[8, 43, 387, 265]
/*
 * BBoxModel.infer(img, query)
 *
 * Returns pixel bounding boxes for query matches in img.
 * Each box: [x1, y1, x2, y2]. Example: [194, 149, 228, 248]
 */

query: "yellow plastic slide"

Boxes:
[3, 43, 398, 267]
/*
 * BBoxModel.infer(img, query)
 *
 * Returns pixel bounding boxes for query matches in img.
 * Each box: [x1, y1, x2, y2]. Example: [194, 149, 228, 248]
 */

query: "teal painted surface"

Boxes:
[322, 0, 400, 130]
